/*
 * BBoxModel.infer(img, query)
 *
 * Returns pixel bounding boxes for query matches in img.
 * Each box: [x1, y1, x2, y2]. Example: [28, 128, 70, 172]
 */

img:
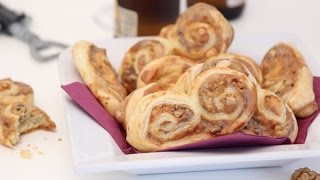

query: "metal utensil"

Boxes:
[0, 3, 67, 61]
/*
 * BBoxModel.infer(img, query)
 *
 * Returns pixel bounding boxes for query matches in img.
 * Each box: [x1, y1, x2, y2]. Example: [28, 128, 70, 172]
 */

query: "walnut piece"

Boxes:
[291, 167, 320, 180]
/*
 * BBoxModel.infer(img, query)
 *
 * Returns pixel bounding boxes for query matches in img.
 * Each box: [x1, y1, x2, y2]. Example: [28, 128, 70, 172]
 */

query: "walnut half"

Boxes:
[291, 167, 320, 180]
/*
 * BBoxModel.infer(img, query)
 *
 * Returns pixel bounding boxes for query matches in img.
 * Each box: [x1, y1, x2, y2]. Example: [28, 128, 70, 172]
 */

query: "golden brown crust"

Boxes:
[114, 93, 132, 128]
[126, 90, 211, 152]
[262, 43, 304, 96]
[72, 41, 127, 117]
[159, 24, 175, 38]
[261, 43, 317, 118]
[205, 53, 263, 85]
[115, 83, 173, 129]
[187, 67, 257, 135]
[242, 88, 298, 142]
[119, 38, 174, 93]
[295, 101, 318, 118]
[175, 64, 205, 93]
[0, 111, 19, 148]
[176, 58, 258, 94]
[0, 103, 56, 148]
[137, 55, 195, 88]
[0, 78, 34, 106]
[166, 3, 234, 60]
[126, 67, 258, 152]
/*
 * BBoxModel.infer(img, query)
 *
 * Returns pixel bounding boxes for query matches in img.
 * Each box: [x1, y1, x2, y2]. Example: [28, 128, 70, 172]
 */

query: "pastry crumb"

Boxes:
[20, 149, 32, 159]
[37, 150, 45, 155]
[43, 137, 47, 140]
[58, 138, 62, 142]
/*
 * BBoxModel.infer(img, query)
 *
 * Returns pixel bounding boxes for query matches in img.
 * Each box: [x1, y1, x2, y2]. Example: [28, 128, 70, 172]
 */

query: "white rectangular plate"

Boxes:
[58, 33, 320, 175]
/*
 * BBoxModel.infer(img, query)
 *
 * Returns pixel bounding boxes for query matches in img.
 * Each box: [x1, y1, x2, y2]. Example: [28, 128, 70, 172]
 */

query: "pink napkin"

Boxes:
[61, 77, 320, 154]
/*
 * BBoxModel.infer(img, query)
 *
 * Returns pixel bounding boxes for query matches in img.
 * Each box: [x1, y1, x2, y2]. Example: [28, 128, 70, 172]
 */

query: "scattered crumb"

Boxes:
[58, 138, 62, 142]
[37, 150, 45, 155]
[20, 149, 32, 159]
[16, 145, 45, 159]
[43, 137, 48, 140]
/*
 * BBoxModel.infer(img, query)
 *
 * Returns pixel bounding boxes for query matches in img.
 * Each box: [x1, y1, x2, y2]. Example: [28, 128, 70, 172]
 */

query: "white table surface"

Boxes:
[0, 0, 319, 179]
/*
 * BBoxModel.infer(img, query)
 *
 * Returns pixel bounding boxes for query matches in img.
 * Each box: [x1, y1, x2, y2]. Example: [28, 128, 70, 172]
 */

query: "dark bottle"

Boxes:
[115, 0, 180, 37]
[187, 0, 245, 20]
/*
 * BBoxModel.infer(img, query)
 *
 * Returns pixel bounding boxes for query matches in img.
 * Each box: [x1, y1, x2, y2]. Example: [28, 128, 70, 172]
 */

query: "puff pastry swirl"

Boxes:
[186, 67, 257, 135]
[137, 55, 194, 88]
[119, 38, 174, 92]
[176, 58, 257, 93]
[205, 53, 263, 85]
[243, 87, 298, 142]
[261, 43, 318, 118]
[165, 3, 234, 60]
[72, 41, 127, 117]
[115, 83, 173, 129]
[126, 89, 212, 152]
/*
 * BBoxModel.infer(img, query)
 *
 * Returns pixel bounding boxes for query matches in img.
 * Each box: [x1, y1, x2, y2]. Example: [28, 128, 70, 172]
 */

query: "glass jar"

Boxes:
[115, 0, 180, 37]
[187, 0, 245, 20]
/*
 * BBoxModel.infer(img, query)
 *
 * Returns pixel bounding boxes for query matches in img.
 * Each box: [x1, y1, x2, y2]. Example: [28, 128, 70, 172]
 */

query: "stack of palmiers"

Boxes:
[71, 3, 317, 152]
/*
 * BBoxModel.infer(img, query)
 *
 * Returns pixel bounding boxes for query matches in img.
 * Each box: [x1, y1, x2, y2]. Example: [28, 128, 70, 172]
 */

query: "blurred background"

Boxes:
[1, 0, 319, 60]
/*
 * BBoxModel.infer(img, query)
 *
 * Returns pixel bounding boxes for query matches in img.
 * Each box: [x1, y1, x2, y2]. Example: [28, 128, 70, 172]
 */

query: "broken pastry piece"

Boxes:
[72, 41, 127, 116]
[0, 78, 34, 106]
[0, 102, 56, 148]
[261, 43, 318, 118]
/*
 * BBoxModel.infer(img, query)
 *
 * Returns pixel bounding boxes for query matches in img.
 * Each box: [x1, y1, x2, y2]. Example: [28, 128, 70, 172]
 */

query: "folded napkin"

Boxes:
[62, 77, 320, 154]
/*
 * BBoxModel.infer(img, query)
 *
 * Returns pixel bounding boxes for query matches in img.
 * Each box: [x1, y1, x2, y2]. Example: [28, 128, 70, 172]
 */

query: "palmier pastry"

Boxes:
[176, 59, 257, 93]
[165, 3, 234, 60]
[175, 63, 206, 93]
[0, 78, 33, 106]
[126, 89, 212, 152]
[186, 67, 257, 135]
[119, 38, 174, 92]
[115, 83, 173, 129]
[72, 41, 127, 116]
[243, 87, 298, 143]
[261, 43, 318, 118]
[136, 55, 195, 88]
[0, 102, 56, 148]
[205, 53, 263, 85]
